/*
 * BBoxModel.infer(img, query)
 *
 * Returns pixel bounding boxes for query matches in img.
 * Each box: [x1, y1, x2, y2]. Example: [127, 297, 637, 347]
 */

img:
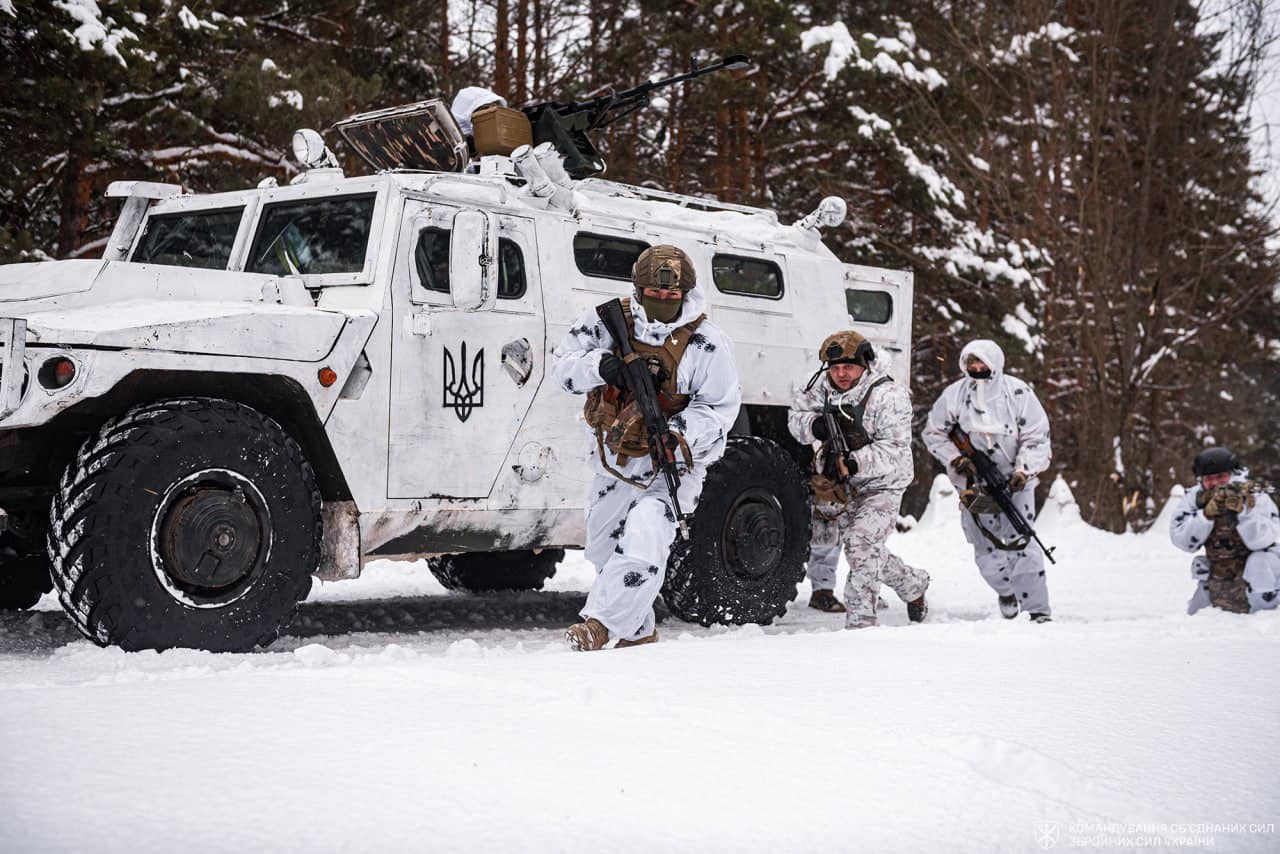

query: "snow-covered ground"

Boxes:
[2, 477, 1276, 853]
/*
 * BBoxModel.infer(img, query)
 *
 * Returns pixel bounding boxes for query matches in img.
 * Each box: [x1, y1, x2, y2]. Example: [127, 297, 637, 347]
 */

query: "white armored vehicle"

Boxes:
[0, 100, 913, 651]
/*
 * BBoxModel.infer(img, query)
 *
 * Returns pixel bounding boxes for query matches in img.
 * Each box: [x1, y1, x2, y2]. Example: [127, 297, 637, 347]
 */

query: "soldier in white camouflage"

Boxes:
[923, 339, 1053, 622]
[788, 331, 930, 628]
[552, 245, 741, 650]
[1171, 447, 1280, 615]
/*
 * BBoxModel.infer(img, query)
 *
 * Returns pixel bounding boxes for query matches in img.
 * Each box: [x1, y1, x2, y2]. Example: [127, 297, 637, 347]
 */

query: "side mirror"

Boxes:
[449, 210, 498, 311]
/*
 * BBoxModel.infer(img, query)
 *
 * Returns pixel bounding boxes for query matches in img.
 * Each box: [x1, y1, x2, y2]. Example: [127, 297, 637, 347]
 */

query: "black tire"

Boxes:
[663, 436, 810, 625]
[0, 541, 52, 610]
[427, 549, 564, 593]
[47, 398, 322, 652]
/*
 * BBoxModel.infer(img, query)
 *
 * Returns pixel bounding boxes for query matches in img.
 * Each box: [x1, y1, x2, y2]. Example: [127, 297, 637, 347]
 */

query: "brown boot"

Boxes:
[808, 589, 846, 613]
[615, 629, 659, 648]
[565, 618, 609, 651]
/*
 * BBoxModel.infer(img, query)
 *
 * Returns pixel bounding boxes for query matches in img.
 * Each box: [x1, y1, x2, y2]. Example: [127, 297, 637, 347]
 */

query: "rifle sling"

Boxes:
[966, 506, 1033, 552]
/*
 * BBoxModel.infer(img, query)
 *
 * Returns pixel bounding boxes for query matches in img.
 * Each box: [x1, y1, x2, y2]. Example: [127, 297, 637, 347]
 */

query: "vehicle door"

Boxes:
[388, 201, 545, 498]
[841, 265, 914, 386]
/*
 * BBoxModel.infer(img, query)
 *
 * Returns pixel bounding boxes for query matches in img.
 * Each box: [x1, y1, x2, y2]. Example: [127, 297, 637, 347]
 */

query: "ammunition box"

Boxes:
[472, 104, 533, 156]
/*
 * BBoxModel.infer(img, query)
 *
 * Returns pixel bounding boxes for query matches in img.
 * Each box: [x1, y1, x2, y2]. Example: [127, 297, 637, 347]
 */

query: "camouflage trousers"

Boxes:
[581, 468, 705, 643]
[959, 485, 1050, 616]
[1186, 550, 1280, 615]
[811, 489, 930, 629]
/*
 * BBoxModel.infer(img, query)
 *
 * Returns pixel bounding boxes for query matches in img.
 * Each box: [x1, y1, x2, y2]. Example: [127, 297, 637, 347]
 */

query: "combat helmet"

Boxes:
[632, 245, 695, 323]
[633, 245, 697, 292]
[820, 330, 875, 367]
[1192, 447, 1239, 478]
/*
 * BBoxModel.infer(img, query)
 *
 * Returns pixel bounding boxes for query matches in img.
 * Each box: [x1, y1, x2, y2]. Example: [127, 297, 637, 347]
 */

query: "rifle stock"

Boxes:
[947, 423, 1057, 564]
[595, 299, 691, 539]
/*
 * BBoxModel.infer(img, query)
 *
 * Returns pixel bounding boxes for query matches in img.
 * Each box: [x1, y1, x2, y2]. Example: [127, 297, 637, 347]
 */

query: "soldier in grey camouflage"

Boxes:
[788, 331, 930, 628]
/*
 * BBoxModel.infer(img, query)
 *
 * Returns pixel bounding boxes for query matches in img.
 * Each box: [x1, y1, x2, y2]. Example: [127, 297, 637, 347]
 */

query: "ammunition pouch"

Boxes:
[960, 487, 1001, 516]
[844, 424, 872, 452]
[585, 386, 692, 463]
[1203, 515, 1251, 613]
[810, 473, 851, 508]
[1207, 577, 1251, 614]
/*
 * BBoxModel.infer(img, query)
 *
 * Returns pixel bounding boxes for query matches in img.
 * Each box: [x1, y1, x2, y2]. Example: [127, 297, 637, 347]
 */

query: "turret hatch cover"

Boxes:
[335, 100, 468, 173]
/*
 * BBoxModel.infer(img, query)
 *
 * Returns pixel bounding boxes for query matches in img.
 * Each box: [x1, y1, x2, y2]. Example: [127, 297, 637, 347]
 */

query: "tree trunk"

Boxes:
[57, 153, 91, 259]
[515, 0, 528, 104]
[494, 0, 510, 98]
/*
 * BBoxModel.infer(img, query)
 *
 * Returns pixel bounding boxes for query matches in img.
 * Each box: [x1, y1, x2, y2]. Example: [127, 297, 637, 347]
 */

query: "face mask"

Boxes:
[967, 367, 992, 380]
[641, 294, 683, 323]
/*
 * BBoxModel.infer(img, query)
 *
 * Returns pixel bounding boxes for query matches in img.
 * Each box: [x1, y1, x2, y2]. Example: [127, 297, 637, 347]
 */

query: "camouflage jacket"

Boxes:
[787, 367, 914, 493]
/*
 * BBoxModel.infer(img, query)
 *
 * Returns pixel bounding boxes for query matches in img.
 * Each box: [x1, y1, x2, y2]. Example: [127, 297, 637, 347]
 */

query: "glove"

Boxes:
[1203, 490, 1225, 519]
[951, 456, 976, 479]
[1007, 471, 1028, 492]
[811, 418, 830, 442]
[1195, 488, 1210, 509]
[598, 352, 625, 388]
[1220, 486, 1246, 514]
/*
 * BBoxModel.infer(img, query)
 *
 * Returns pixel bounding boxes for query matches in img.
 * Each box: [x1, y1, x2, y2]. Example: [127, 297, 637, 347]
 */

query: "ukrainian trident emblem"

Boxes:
[443, 341, 484, 422]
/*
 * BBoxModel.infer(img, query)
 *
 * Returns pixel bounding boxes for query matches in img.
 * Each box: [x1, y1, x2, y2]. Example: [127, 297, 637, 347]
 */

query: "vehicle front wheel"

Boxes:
[427, 549, 564, 593]
[662, 436, 810, 626]
[47, 398, 322, 652]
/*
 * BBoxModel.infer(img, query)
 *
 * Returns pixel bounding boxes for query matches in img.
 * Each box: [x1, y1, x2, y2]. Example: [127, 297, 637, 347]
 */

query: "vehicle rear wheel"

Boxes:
[47, 398, 322, 652]
[662, 436, 810, 625]
[427, 549, 564, 593]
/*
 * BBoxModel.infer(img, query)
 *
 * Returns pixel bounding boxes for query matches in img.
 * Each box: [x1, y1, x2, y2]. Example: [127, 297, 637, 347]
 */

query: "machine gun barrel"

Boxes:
[595, 299, 691, 539]
[523, 55, 751, 130]
[947, 423, 1057, 564]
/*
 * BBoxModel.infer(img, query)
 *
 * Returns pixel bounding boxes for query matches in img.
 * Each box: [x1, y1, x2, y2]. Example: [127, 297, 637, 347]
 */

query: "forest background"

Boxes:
[1, 0, 1277, 529]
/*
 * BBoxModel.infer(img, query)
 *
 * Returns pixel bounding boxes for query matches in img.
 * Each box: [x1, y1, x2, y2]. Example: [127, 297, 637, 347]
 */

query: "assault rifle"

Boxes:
[596, 299, 691, 539]
[522, 54, 752, 178]
[820, 392, 854, 486]
[947, 423, 1057, 564]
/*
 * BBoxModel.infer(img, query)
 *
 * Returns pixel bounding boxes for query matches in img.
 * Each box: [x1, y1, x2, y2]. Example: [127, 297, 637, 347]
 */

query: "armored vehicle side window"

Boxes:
[845, 289, 893, 324]
[573, 234, 649, 281]
[413, 228, 526, 299]
[131, 207, 243, 269]
[414, 227, 451, 294]
[712, 254, 784, 299]
[497, 238, 526, 299]
[247, 193, 377, 276]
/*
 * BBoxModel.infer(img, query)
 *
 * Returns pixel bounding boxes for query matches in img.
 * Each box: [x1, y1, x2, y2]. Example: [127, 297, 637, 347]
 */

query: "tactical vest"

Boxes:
[584, 297, 704, 467]
[811, 375, 893, 512]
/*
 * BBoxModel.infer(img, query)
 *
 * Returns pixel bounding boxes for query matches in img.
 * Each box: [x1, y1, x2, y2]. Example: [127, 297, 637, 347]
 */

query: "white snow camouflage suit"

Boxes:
[1169, 475, 1280, 614]
[551, 285, 741, 642]
[788, 358, 929, 628]
[923, 340, 1053, 616]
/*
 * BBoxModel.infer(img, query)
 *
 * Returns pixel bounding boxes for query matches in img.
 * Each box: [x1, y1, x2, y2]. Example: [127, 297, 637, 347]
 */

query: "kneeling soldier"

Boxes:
[1171, 447, 1280, 615]
[552, 245, 741, 650]
[788, 331, 930, 629]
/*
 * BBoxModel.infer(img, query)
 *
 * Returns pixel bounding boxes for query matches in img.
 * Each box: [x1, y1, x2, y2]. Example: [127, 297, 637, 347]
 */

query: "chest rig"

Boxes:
[584, 297, 703, 476]
[810, 375, 892, 514]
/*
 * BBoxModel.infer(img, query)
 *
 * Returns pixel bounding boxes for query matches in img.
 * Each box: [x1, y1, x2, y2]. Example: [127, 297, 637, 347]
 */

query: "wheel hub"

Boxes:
[720, 487, 786, 587]
[153, 470, 271, 607]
